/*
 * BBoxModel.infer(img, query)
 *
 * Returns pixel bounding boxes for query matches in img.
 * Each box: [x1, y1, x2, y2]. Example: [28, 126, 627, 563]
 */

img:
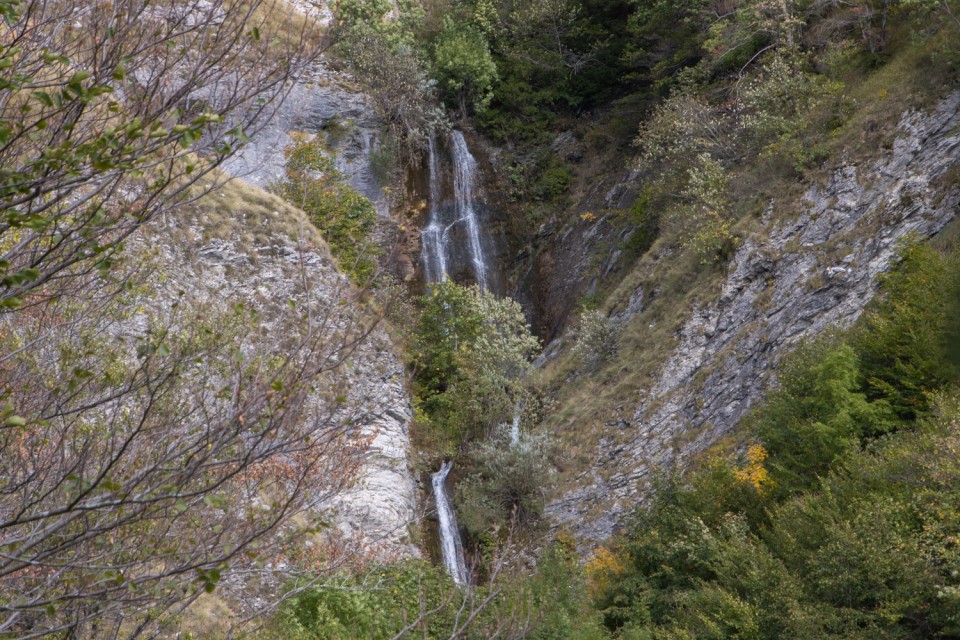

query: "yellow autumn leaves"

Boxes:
[734, 443, 774, 494]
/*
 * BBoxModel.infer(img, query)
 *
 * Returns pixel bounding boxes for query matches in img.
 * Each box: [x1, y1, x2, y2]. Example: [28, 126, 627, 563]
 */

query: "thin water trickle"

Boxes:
[510, 407, 521, 447]
[432, 461, 468, 586]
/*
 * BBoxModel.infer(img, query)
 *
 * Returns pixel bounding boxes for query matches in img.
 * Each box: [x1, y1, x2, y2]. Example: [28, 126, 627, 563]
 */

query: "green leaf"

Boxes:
[32, 91, 53, 107]
[4, 415, 26, 427]
[204, 494, 228, 509]
[42, 50, 68, 65]
[1, 267, 40, 287]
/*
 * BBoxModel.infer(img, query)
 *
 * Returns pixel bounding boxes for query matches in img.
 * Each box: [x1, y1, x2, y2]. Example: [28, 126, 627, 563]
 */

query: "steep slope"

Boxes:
[547, 92, 960, 543]
[142, 177, 419, 558]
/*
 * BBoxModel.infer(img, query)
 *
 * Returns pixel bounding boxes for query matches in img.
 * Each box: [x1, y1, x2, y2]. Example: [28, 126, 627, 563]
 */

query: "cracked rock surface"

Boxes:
[138, 189, 419, 559]
[547, 92, 960, 544]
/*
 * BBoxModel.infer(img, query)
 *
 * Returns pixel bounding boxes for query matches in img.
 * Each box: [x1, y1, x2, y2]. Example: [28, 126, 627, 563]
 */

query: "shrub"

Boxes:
[432, 18, 499, 116]
[572, 309, 622, 372]
[456, 426, 555, 540]
[735, 52, 848, 172]
[852, 241, 960, 427]
[270, 136, 379, 285]
[412, 282, 540, 446]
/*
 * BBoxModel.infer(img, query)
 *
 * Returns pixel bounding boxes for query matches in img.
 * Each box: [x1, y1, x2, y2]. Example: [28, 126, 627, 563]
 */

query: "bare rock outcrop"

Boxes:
[548, 92, 960, 543]
[141, 182, 419, 559]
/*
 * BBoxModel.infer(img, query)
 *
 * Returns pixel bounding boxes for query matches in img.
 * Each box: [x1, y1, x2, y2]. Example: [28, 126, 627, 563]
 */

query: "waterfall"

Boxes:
[420, 130, 491, 289]
[432, 461, 468, 586]
[422, 131, 498, 586]
[510, 406, 521, 447]
[449, 131, 489, 290]
[421, 134, 448, 283]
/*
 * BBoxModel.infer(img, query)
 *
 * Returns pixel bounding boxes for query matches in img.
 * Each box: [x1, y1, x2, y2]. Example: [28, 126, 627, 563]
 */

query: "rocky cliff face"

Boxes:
[223, 65, 390, 218]
[141, 181, 419, 559]
[547, 92, 960, 543]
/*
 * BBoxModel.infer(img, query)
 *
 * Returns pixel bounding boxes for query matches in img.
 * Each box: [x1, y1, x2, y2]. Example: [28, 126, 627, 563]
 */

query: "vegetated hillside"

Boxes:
[546, 89, 960, 543]
[0, 0, 426, 636]
[498, 4, 960, 543]
[584, 235, 960, 638]
[5, 0, 960, 634]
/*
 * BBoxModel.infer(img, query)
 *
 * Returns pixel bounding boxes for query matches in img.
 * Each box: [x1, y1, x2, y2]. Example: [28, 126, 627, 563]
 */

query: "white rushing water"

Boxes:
[450, 131, 489, 290]
[421, 131, 497, 587]
[420, 131, 491, 290]
[432, 461, 469, 586]
[510, 406, 522, 447]
[421, 134, 448, 283]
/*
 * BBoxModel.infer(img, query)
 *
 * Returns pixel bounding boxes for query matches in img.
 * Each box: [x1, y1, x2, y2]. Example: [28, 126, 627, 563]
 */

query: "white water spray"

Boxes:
[421, 134, 449, 283]
[449, 131, 489, 290]
[510, 406, 522, 447]
[431, 461, 468, 586]
[420, 131, 491, 289]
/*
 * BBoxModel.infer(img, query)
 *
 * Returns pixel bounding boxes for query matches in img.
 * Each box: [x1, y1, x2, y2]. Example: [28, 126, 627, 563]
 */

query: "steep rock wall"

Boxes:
[223, 65, 390, 218]
[547, 92, 960, 543]
[142, 182, 419, 558]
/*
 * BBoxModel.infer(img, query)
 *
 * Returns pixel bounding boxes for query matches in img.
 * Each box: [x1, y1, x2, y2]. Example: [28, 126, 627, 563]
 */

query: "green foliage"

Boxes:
[456, 426, 554, 540]
[736, 53, 848, 173]
[594, 241, 960, 638]
[571, 309, 622, 372]
[412, 282, 540, 449]
[752, 341, 892, 497]
[333, 0, 441, 151]
[534, 160, 573, 201]
[853, 241, 960, 425]
[623, 0, 707, 90]
[620, 189, 660, 258]
[270, 136, 379, 285]
[272, 548, 606, 639]
[432, 18, 499, 116]
[277, 561, 457, 639]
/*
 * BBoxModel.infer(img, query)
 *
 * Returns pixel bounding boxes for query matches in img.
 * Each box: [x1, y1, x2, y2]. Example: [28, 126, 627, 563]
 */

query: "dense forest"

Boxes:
[1, 0, 959, 636]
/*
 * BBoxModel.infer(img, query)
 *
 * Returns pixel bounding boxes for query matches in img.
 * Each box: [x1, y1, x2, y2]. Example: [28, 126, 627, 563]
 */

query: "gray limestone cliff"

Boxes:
[223, 65, 390, 218]
[547, 92, 960, 543]
[139, 181, 419, 559]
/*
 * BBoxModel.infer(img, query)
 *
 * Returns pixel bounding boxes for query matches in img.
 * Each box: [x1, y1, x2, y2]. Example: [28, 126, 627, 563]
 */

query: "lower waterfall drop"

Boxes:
[510, 406, 522, 448]
[432, 461, 468, 586]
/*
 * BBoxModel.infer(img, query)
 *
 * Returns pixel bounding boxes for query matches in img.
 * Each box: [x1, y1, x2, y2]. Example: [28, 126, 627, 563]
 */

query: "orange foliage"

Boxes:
[584, 545, 626, 602]
[734, 443, 774, 494]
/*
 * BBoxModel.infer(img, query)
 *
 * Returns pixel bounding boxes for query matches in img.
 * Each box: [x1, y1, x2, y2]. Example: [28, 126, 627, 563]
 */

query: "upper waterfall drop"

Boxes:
[449, 131, 489, 290]
[420, 130, 493, 290]
[421, 134, 449, 283]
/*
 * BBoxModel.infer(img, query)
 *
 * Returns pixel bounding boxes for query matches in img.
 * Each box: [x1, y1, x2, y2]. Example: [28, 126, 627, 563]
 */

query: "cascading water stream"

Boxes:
[449, 131, 489, 290]
[421, 131, 497, 586]
[431, 461, 469, 586]
[421, 134, 448, 283]
[420, 130, 491, 289]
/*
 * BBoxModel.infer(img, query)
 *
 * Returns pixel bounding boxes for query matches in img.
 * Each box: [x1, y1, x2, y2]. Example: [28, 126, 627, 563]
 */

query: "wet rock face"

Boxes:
[547, 92, 960, 544]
